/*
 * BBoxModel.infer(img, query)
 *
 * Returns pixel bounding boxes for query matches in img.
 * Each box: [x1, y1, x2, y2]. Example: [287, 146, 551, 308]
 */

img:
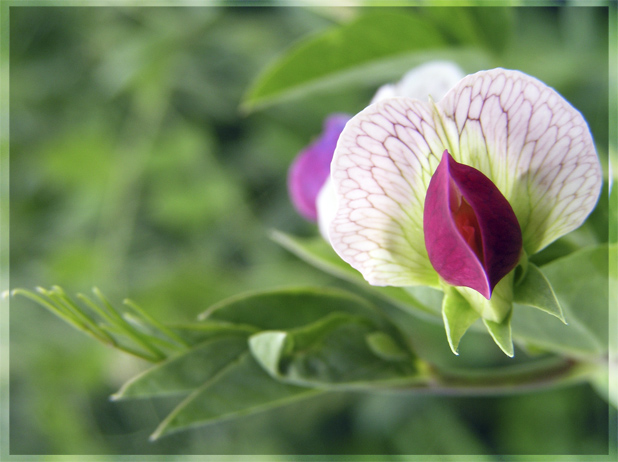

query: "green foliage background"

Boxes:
[8, 5, 613, 458]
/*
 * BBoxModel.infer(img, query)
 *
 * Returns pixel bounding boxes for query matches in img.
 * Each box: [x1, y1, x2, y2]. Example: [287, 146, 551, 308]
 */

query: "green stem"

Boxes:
[404, 356, 597, 396]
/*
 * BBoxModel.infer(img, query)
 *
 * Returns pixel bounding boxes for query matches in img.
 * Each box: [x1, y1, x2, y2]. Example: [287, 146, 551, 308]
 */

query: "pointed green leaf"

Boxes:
[150, 353, 321, 440]
[514, 262, 565, 322]
[540, 244, 612, 349]
[112, 336, 248, 400]
[172, 321, 258, 346]
[198, 286, 386, 331]
[511, 244, 613, 357]
[13, 287, 183, 362]
[418, 7, 513, 55]
[243, 11, 449, 111]
[270, 230, 442, 318]
[270, 229, 365, 284]
[483, 311, 514, 357]
[442, 289, 480, 355]
[511, 303, 601, 357]
[195, 288, 421, 388]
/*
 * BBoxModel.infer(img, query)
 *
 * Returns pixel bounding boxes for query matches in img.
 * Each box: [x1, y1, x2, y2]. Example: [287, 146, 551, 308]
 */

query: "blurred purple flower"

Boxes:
[287, 114, 350, 221]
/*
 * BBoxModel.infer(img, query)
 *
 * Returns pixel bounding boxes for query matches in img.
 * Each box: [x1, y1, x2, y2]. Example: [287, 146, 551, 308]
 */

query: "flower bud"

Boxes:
[423, 151, 522, 299]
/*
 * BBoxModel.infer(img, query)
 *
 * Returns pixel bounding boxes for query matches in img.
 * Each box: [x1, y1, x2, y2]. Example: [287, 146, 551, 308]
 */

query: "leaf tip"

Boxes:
[443, 321, 460, 356]
[197, 310, 210, 321]
[483, 315, 515, 357]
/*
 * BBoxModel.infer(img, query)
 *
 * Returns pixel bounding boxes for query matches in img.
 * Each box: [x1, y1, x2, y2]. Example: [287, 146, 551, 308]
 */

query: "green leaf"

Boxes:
[512, 304, 602, 357]
[418, 7, 513, 55]
[514, 262, 565, 322]
[270, 230, 442, 319]
[483, 311, 514, 358]
[199, 287, 424, 388]
[542, 244, 612, 349]
[12, 287, 185, 362]
[150, 352, 322, 440]
[243, 11, 457, 111]
[112, 335, 248, 400]
[442, 289, 480, 355]
[172, 321, 258, 346]
[248, 313, 419, 389]
[467, 7, 514, 55]
[198, 285, 387, 331]
[122, 287, 423, 438]
[511, 244, 613, 357]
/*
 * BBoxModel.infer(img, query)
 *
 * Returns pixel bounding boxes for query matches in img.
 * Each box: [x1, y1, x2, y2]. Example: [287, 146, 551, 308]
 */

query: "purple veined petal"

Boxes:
[329, 68, 601, 291]
[288, 114, 350, 221]
[424, 151, 522, 299]
[437, 68, 602, 254]
[320, 62, 463, 238]
[329, 98, 444, 287]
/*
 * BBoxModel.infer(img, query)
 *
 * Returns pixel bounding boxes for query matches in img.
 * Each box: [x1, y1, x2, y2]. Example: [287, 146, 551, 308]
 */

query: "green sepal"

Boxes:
[456, 271, 514, 323]
[483, 310, 514, 357]
[514, 262, 565, 323]
[442, 288, 480, 355]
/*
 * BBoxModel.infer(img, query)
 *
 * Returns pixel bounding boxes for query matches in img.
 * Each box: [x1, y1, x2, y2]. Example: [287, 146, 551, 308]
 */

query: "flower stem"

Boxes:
[405, 356, 598, 396]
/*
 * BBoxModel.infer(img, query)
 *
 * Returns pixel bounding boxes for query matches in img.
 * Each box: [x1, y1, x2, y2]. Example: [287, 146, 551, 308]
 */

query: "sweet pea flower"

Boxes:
[328, 68, 602, 355]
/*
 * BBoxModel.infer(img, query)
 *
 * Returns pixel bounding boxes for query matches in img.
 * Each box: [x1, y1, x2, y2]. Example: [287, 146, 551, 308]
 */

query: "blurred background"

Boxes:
[8, 5, 612, 457]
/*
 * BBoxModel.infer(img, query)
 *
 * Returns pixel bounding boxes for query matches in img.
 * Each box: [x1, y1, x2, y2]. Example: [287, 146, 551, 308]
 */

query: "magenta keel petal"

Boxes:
[424, 151, 522, 299]
[288, 114, 350, 221]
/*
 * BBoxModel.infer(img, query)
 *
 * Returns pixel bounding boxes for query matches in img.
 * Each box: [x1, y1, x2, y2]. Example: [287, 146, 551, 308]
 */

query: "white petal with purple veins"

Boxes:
[329, 68, 602, 288]
[330, 100, 443, 287]
[439, 69, 602, 254]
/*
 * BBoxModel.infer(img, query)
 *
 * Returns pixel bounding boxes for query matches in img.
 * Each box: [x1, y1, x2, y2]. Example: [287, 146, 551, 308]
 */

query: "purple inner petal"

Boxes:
[424, 151, 522, 299]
